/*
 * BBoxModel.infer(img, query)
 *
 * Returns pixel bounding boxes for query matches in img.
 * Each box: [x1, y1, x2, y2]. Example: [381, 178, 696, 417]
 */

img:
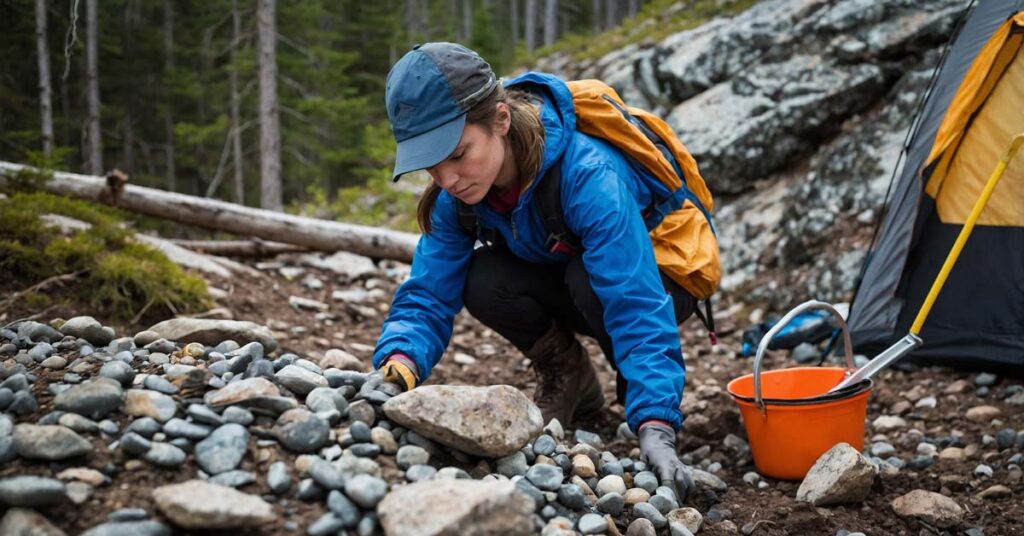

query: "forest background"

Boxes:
[0, 0, 752, 232]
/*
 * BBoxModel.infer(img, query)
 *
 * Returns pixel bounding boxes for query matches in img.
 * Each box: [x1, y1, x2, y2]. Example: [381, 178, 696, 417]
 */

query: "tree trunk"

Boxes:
[171, 239, 308, 257]
[510, 0, 519, 47]
[257, 0, 282, 211]
[543, 0, 557, 47]
[35, 0, 54, 159]
[230, 0, 245, 205]
[0, 161, 420, 263]
[592, 0, 601, 32]
[461, 0, 472, 42]
[163, 0, 176, 192]
[628, 0, 639, 18]
[405, 0, 417, 45]
[604, 0, 617, 30]
[85, 0, 102, 175]
[525, 0, 537, 52]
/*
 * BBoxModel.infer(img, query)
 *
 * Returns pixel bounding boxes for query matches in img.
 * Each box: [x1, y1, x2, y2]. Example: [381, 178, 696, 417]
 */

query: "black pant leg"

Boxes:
[462, 246, 581, 351]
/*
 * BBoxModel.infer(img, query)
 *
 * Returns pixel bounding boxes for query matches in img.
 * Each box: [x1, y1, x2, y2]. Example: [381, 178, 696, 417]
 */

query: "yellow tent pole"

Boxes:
[911, 133, 1024, 335]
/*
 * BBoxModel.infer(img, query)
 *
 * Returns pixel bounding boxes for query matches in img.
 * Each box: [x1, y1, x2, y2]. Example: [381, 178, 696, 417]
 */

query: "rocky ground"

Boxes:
[1, 250, 1022, 535]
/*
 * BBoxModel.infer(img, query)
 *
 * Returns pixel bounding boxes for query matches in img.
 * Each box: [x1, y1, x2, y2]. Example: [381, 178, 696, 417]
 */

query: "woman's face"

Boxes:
[425, 106, 511, 205]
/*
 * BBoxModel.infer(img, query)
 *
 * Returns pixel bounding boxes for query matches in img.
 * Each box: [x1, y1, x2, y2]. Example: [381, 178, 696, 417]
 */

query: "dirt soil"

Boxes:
[1, 256, 1021, 535]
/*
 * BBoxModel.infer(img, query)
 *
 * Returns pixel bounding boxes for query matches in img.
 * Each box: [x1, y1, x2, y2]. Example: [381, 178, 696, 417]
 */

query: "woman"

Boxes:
[373, 42, 712, 499]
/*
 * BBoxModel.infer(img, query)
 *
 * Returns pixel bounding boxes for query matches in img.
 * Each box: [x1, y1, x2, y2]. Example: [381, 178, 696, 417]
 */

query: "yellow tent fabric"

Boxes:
[925, 12, 1024, 225]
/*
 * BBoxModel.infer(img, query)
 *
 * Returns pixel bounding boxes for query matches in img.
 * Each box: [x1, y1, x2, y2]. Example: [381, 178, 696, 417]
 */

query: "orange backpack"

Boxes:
[566, 80, 720, 300]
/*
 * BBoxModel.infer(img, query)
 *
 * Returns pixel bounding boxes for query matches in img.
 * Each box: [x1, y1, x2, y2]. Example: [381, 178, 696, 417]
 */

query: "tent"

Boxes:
[848, 0, 1024, 373]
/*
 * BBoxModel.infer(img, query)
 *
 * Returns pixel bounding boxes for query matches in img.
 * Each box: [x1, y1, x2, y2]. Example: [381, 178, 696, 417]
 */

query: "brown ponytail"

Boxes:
[416, 86, 545, 234]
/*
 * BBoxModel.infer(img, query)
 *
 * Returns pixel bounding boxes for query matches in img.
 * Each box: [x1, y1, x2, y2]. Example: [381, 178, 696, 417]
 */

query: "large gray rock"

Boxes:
[152, 480, 274, 529]
[378, 479, 534, 536]
[145, 318, 277, 353]
[796, 442, 877, 505]
[54, 378, 124, 420]
[59, 316, 113, 346]
[891, 489, 964, 529]
[13, 425, 91, 461]
[383, 385, 543, 458]
[274, 408, 330, 453]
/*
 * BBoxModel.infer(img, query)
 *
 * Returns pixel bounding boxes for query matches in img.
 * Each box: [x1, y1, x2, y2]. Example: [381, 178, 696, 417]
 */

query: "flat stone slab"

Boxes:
[378, 479, 534, 536]
[152, 479, 274, 529]
[146, 318, 277, 353]
[383, 385, 543, 458]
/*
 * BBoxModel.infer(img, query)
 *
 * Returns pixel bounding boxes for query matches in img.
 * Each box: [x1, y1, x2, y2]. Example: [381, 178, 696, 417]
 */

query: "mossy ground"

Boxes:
[0, 191, 211, 323]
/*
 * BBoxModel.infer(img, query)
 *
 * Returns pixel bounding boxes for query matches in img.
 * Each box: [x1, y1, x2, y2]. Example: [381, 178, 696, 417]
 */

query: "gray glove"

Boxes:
[638, 423, 694, 503]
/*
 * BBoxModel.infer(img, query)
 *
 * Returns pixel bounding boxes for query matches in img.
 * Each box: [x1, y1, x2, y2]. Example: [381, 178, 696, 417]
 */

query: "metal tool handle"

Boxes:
[829, 332, 922, 393]
[753, 300, 853, 410]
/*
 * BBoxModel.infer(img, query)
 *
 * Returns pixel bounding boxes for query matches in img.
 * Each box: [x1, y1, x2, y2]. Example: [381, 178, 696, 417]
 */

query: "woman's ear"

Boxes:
[495, 102, 512, 136]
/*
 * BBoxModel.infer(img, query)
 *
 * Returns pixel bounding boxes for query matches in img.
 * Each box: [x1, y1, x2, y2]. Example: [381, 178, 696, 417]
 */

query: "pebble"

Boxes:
[405, 464, 437, 482]
[163, 418, 212, 440]
[870, 442, 896, 457]
[543, 419, 565, 440]
[107, 508, 150, 522]
[627, 517, 658, 536]
[596, 474, 627, 496]
[974, 464, 994, 478]
[634, 501, 668, 529]
[143, 375, 178, 395]
[0, 476, 67, 506]
[327, 490, 361, 527]
[54, 379, 124, 420]
[222, 406, 254, 426]
[572, 454, 596, 478]
[574, 429, 604, 449]
[596, 492, 625, 516]
[308, 458, 346, 490]
[624, 487, 651, 505]
[99, 361, 136, 386]
[7, 391, 37, 414]
[143, 443, 187, 467]
[195, 423, 249, 475]
[349, 421, 372, 442]
[526, 464, 565, 491]
[557, 483, 587, 509]
[267, 461, 292, 495]
[13, 424, 91, 460]
[40, 356, 67, 369]
[977, 484, 1011, 500]
[975, 373, 998, 387]
[396, 445, 430, 470]
[577, 513, 607, 535]
[995, 428, 1017, 450]
[274, 409, 329, 453]
[344, 474, 388, 508]
[533, 434, 557, 457]
[209, 470, 256, 488]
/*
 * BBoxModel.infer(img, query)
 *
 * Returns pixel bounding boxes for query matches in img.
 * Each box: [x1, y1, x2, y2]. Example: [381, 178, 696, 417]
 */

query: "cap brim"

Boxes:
[392, 114, 466, 181]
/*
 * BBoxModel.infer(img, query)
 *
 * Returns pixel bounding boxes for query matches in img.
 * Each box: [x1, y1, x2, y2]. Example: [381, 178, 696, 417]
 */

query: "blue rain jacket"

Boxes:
[373, 72, 686, 432]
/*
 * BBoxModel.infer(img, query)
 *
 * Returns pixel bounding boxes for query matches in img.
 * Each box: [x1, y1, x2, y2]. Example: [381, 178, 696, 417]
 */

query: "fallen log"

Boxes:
[0, 161, 420, 263]
[170, 239, 309, 258]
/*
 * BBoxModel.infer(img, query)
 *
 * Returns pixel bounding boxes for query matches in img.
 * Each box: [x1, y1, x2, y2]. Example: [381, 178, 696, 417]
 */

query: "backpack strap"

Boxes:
[455, 200, 503, 248]
[535, 162, 582, 254]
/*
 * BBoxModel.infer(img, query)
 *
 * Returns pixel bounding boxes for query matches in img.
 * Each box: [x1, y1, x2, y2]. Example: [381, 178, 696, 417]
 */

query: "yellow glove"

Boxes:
[380, 355, 418, 391]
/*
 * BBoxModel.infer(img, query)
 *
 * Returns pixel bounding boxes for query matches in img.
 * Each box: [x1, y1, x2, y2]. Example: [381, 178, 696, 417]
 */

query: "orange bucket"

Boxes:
[726, 301, 872, 480]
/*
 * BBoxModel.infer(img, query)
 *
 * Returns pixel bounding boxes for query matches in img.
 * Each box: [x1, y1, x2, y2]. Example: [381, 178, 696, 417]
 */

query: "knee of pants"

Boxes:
[462, 248, 507, 317]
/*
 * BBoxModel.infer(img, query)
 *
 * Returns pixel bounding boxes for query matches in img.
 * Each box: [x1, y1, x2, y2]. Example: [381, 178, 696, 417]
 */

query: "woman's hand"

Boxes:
[638, 422, 694, 503]
[380, 354, 418, 391]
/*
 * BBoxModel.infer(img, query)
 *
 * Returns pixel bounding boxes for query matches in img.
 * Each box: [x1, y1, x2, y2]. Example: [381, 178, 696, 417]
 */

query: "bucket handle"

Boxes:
[753, 300, 854, 413]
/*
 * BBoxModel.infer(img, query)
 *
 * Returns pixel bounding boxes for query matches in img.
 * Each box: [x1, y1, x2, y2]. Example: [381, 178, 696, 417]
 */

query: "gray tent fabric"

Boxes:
[848, 0, 1024, 366]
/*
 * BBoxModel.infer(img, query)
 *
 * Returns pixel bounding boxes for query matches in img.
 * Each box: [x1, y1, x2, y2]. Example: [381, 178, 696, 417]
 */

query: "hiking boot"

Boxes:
[524, 323, 605, 427]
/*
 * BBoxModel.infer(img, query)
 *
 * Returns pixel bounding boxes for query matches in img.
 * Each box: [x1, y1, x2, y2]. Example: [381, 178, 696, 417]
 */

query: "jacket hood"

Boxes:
[503, 72, 576, 181]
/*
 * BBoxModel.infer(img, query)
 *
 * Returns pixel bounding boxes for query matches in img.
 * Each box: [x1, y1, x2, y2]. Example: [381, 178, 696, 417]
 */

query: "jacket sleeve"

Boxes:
[372, 193, 475, 380]
[562, 162, 686, 433]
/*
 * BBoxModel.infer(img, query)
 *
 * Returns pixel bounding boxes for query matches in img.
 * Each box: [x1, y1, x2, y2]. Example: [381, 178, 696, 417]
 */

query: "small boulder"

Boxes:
[796, 442, 877, 506]
[891, 489, 964, 529]
[383, 385, 542, 458]
[378, 479, 533, 536]
[152, 480, 274, 529]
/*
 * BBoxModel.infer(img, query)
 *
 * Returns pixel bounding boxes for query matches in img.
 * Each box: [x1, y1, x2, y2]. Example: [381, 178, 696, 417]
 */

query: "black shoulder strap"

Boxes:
[536, 161, 582, 254]
[456, 199, 477, 237]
